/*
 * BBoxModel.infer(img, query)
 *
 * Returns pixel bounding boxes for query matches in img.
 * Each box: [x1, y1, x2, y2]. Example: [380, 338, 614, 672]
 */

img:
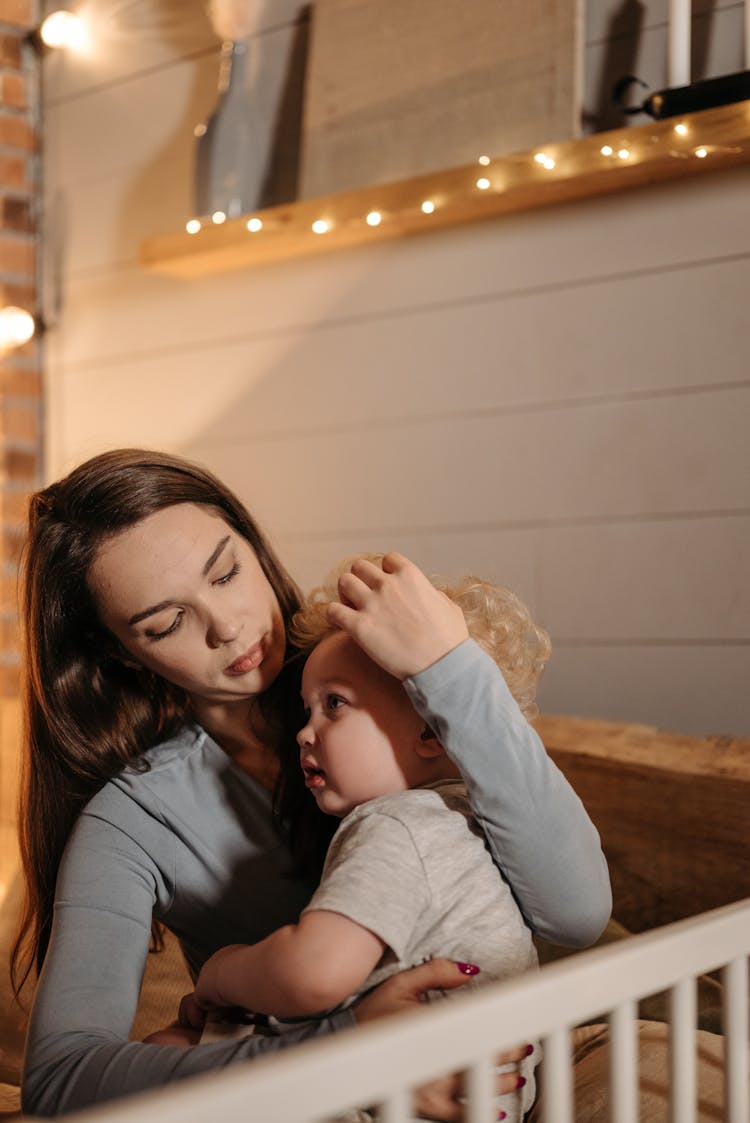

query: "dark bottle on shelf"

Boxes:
[617, 69, 750, 119]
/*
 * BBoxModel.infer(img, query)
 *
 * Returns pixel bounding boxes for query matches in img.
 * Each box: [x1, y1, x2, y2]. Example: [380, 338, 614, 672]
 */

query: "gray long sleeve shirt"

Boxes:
[22, 640, 611, 1116]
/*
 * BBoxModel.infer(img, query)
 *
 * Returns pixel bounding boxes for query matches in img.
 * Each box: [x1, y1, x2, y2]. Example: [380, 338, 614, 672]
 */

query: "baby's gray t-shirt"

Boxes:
[306, 781, 536, 991]
[305, 780, 538, 1118]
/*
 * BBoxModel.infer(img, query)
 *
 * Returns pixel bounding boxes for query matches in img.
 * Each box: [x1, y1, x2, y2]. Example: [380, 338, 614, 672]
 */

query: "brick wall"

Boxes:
[0, 0, 41, 890]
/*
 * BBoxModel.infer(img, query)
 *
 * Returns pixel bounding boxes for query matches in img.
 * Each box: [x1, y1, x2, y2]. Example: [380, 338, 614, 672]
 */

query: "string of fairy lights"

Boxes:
[178, 117, 727, 243]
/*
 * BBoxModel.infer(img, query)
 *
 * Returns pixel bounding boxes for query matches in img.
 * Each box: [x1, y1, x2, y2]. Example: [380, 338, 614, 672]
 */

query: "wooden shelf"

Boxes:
[140, 100, 750, 278]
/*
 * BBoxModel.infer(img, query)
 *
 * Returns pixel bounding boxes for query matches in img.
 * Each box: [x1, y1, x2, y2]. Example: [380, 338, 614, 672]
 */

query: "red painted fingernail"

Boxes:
[455, 961, 480, 976]
[525, 1043, 535, 1056]
[516, 1075, 527, 1089]
[498, 1113, 507, 1121]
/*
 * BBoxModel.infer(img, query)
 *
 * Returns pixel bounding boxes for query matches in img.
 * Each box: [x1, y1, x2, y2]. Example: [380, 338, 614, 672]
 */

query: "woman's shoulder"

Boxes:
[83, 724, 217, 820]
[132, 723, 210, 771]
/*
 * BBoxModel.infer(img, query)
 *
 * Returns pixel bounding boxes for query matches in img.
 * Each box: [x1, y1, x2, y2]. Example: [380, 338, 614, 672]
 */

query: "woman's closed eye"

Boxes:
[213, 561, 239, 586]
[146, 612, 184, 641]
[142, 561, 239, 642]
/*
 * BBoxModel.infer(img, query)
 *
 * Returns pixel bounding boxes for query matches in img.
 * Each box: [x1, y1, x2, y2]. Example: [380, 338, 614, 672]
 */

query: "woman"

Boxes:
[13, 449, 611, 1118]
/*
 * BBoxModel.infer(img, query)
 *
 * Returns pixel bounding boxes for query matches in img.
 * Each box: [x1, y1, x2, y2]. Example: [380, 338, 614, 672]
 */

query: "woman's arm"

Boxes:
[328, 553, 612, 948]
[405, 639, 611, 946]
[21, 816, 354, 1118]
[191, 911, 385, 1019]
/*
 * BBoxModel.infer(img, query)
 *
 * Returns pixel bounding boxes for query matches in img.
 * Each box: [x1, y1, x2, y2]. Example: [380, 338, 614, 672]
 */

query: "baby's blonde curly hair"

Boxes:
[291, 555, 551, 720]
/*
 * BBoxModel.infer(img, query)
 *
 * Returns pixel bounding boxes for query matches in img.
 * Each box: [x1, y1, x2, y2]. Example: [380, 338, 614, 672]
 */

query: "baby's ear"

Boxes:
[414, 724, 446, 759]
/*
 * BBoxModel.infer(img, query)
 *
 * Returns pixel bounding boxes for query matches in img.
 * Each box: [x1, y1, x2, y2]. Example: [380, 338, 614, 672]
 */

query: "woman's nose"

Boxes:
[206, 613, 241, 648]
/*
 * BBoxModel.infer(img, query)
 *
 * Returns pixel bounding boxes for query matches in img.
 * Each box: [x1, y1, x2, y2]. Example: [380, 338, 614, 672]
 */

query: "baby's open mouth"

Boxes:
[302, 765, 325, 788]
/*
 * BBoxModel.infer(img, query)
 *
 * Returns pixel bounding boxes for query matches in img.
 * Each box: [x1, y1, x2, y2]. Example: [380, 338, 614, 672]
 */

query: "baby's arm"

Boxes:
[189, 911, 385, 1020]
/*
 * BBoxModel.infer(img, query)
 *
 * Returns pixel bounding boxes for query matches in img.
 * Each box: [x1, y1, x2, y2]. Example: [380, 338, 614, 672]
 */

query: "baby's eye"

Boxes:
[325, 693, 347, 712]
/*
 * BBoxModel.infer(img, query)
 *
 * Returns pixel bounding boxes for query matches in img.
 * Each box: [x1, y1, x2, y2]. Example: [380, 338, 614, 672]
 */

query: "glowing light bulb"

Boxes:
[312, 219, 329, 234]
[211, 211, 226, 224]
[617, 148, 630, 160]
[366, 211, 382, 227]
[542, 157, 556, 170]
[39, 9, 87, 51]
[0, 306, 35, 349]
[695, 146, 708, 158]
[421, 200, 435, 214]
[674, 123, 688, 136]
[478, 155, 491, 166]
[246, 217, 263, 232]
[600, 145, 613, 156]
[185, 219, 201, 235]
[476, 177, 491, 190]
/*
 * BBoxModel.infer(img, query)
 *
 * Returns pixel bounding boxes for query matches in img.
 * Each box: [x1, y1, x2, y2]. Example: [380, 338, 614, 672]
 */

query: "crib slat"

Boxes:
[542, 1028, 573, 1123]
[52, 899, 750, 1123]
[380, 1086, 410, 1123]
[466, 1054, 495, 1123]
[722, 956, 749, 1123]
[669, 977, 696, 1123]
[610, 999, 638, 1123]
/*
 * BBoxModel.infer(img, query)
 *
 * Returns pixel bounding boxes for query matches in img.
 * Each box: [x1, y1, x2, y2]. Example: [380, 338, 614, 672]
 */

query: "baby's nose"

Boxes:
[297, 722, 314, 749]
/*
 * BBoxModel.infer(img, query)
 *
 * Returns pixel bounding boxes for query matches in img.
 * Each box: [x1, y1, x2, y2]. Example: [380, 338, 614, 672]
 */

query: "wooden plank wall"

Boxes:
[41, 0, 749, 738]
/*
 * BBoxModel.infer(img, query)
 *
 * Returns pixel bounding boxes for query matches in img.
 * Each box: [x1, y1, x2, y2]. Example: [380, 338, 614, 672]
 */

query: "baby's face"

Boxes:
[297, 632, 425, 817]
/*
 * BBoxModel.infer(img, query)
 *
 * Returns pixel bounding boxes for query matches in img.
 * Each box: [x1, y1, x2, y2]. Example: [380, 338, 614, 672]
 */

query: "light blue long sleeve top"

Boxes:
[22, 640, 610, 1116]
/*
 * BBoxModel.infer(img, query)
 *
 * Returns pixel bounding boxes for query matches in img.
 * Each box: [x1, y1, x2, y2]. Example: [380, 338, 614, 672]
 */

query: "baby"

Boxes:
[183, 558, 550, 1122]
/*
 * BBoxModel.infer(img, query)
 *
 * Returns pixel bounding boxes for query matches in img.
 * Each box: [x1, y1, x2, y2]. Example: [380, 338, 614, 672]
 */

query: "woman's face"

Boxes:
[87, 503, 286, 707]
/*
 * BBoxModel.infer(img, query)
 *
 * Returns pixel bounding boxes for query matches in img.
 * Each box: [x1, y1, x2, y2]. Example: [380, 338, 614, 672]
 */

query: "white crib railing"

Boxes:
[68, 899, 750, 1123]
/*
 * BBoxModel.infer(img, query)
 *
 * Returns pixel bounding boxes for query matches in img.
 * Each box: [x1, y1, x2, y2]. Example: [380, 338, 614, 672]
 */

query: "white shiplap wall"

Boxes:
[41, 0, 750, 735]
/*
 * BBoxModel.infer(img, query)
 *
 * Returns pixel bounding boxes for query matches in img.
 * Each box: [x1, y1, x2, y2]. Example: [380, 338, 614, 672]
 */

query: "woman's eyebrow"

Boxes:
[127, 536, 232, 625]
[128, 599, 174, 626]
[202, 535, 230, 576]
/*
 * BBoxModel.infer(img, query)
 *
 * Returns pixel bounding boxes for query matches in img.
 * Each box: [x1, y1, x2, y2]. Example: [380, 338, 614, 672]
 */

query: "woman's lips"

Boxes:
[225, 642, 264, 675]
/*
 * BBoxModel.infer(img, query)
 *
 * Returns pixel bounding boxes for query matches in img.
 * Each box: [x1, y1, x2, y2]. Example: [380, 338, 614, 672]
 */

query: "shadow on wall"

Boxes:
[585, 0, 647, 133]
[258, 9, 310, 208]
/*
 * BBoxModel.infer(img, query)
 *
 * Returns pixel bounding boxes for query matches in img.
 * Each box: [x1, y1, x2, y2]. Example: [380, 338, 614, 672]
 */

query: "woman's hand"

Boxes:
[328, 553, 468, 680]
[354, 957, 479, 1025]
[354, 959, 530, 1121]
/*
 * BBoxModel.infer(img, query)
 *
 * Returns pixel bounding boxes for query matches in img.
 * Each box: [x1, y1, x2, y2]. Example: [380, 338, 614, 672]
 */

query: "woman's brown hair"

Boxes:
[12, 448, 308, 992]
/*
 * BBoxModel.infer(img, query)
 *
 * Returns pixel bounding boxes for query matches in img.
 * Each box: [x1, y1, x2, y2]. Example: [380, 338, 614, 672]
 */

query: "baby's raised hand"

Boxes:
[327, 553, 468, 680]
